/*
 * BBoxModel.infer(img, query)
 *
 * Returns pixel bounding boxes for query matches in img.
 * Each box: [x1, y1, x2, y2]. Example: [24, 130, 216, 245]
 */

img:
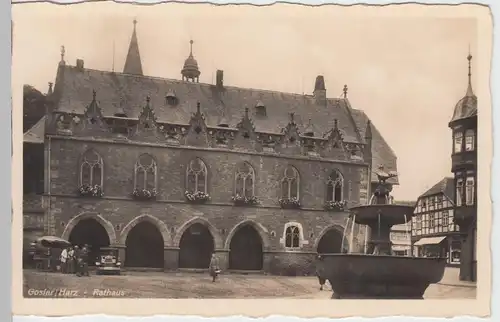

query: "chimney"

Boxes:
[313, 75, 326, 105]
[76, 59, 84, 70]
[216, 70, 224, 89]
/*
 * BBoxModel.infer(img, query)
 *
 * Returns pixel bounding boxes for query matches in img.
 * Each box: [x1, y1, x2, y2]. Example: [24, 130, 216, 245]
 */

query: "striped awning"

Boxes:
[413, 236, 446, 246]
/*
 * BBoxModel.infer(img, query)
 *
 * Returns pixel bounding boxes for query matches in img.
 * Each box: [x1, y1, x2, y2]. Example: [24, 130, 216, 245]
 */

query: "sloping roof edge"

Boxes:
[23, 116, 46, 144]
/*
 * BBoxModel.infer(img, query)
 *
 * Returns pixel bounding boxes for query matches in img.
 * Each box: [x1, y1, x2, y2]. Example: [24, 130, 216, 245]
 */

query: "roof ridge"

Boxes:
[63, 65, 348, 101]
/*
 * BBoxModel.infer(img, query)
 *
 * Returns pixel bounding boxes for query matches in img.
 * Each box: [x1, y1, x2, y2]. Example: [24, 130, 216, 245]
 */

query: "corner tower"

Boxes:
[448, 51, 478, 282]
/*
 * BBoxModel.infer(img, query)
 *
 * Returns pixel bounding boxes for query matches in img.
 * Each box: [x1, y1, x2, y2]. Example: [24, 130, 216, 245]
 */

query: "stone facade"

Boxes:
[23, 22, 398, 275]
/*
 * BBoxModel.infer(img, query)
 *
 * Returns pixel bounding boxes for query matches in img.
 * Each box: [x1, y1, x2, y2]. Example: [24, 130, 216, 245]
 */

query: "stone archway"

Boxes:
[228, 224, 263, 270]
[63, 213, 116, 266]
[119, 215, 171, 268]
[316, 225, 346, 254]
[119, 214, 172, 246]
[125, 222, 164, 268]
[178, 223, 214, 269]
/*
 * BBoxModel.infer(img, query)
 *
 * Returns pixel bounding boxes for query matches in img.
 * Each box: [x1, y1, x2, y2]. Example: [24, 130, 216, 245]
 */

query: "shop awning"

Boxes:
[413, 236, 446, 246]
[23, 116, 46, 144]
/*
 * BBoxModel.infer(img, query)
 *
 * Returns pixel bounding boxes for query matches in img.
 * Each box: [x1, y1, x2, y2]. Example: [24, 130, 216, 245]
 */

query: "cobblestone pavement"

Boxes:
[23, 269, 476, 299]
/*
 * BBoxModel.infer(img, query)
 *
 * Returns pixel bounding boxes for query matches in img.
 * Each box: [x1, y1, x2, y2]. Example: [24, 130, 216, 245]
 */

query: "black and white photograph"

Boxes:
[13, 1, 491, 317]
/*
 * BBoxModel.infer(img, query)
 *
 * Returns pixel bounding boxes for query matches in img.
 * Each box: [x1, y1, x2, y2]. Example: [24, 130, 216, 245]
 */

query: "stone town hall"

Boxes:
[22, 21, 398, 274]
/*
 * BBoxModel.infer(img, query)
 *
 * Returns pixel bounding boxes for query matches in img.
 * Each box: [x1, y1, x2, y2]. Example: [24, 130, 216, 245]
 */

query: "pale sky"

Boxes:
[12, 2, 478, 201]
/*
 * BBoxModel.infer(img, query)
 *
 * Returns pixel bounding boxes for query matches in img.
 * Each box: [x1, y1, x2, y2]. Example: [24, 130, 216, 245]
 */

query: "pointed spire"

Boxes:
[123, 19, 143, 76]
[189, 39, 194, 57]
[314, 75, 325, 91]
[343, 85, 348, 98]
[47, 82, 53, 95]
[365, 119, 372, 140]
[466, 48, 474, 97]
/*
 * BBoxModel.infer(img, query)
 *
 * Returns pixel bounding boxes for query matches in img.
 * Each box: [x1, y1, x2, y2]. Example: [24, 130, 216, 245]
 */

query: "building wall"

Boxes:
[45, 137, 368, 274]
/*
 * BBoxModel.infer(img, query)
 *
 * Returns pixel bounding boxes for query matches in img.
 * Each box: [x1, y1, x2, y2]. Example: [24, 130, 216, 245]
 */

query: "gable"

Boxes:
[52, 65, 398, 183]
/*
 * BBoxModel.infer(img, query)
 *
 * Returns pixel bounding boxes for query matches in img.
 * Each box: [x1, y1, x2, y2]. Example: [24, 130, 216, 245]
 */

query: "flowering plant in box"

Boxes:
[78, 184, 103, 198]
[279, 197, 301, 209]
[231, 194, 258, 206]
[324, 200, 348, 212]
[132, 188, 158, 201]
[185, 190, 211, 203]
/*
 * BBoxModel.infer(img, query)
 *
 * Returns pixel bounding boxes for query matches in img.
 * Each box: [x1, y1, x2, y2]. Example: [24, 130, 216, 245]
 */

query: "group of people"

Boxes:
[59, 244, 90, 277]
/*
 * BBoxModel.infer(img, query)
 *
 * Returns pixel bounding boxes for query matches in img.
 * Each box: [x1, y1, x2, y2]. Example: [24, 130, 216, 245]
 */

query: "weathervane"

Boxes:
[60, 45, 65, 62]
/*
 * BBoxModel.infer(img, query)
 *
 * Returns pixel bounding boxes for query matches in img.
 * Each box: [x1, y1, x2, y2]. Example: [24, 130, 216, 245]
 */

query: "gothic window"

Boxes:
[79, 149, 103, 187]
[466, 176, 475, 205]
[281, 166, 300, 199]
[465, 130, 475, 151]
[285, 225, 301, 248]
[186, 158, 208, 193]
[456, 178, 464, 206]
[326, 170, 344, 202]
[454, 131, 463, 153]
[134, 154, 157, 190]
[235, 162, 255, 197]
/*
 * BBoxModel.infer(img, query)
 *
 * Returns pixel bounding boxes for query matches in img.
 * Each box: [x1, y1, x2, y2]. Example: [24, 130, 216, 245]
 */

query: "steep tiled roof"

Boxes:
[450, 54, 477, 123]
[420, 177, 454, 200]
[53, 65, 398, 184]
[23, 116, 46, 144]
[350, 108, 398, 184]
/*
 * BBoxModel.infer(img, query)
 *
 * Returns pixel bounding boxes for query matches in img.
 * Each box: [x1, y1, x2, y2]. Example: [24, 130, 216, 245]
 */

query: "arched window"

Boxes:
[466, 176, 475, 205]
[285, 225, 301, 248]
[465, 130, 475, 151]
[235, 162, 255, 197]
[134, 154, 157, 190]
[453, 131, 463, 153]
[79, 149, 103, 187]
[186, 158, 208, 193]
[326, 170, 344, 202]
[456, 178, 464, 206]
[281, 166, 300, 199]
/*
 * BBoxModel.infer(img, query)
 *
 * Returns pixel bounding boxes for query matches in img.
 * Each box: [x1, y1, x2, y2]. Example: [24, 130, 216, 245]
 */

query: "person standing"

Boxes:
[209, 253, 220, 282]
[67, 247, 75, 274]
[315, 255, 327, 291]
[81, 245, 90, 277]
[59, 247, 68, 274]
[74, 245, 82, 276]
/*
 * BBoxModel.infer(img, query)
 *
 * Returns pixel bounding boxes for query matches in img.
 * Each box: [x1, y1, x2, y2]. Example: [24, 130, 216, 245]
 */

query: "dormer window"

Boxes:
[166, 89, 178, 106]
[255, 100, 266, 116]
[303, 119, 314, 137]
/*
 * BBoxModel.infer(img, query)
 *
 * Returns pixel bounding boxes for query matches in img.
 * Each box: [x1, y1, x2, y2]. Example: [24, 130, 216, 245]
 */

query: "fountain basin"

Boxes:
[321, 254, 447, 299]
[349, 204, 415, 226]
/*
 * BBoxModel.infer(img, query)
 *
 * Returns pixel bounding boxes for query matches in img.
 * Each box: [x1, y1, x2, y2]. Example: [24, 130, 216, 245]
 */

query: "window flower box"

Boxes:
[132, 188, 158, 201]
[279, 197, 301, 209]
[324, 200, 348, 212]
[185, 191, 210, 204]
[78, 184, 103, 198]
[232, 194, 258, 206]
